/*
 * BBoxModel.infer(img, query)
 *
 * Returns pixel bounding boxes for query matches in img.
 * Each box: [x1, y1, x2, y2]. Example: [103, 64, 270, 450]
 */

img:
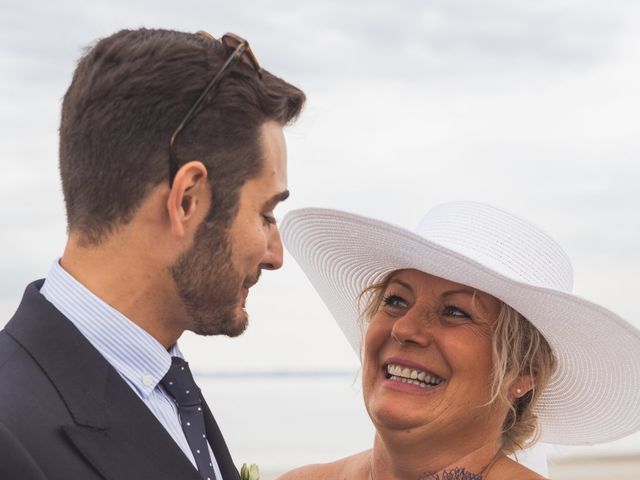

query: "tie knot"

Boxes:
[160, 357, 202, 407]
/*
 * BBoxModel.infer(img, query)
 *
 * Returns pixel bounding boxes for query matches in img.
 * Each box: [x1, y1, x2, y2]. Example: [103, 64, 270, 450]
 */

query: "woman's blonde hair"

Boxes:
[358, 274, 556, 454]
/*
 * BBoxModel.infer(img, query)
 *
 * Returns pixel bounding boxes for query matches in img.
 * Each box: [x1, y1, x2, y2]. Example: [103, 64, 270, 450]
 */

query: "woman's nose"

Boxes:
[390, 308, 435, 347]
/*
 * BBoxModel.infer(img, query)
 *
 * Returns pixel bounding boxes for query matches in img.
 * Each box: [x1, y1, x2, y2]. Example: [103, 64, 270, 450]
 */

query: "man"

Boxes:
[0, 28, 305, 480]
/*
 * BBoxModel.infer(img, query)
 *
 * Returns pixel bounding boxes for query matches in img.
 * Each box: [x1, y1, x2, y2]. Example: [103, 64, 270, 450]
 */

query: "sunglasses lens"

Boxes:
[220, 34, 261, 75]
[221, 34, 242, 50]
[195, 31, 215, 41]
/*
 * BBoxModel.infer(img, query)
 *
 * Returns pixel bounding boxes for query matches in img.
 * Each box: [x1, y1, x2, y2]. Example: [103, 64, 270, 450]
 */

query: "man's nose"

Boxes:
[260, 226, 284, 270]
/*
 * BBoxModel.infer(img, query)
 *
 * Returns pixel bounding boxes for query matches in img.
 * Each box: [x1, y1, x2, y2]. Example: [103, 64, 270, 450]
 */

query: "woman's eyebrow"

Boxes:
[442, 288, 489, 310]
[387, 278, 413, 291]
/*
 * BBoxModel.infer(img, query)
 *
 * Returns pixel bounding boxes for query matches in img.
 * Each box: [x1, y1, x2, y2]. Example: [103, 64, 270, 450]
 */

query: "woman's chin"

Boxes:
[370, 409, 430, 433]
[366, 395, 439, 433]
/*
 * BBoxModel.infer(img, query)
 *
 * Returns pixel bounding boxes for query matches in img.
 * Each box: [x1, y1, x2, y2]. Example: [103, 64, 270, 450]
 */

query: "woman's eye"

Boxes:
[443, 305, 471, 319]
[382, 294, 408, 309]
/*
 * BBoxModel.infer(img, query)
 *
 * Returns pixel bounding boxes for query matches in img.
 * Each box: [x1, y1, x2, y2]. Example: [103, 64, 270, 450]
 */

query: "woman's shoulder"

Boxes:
[494, 455, 548, 480]
[276, 450, 370, 480]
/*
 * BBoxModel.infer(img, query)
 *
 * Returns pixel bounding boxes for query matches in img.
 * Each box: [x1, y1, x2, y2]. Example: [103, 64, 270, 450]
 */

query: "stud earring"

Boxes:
[515, 388, 522, 395]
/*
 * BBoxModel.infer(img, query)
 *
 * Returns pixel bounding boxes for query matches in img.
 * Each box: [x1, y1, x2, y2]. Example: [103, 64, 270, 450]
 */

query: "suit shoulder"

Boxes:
[0, 330, 57, 422]
[0, 421, 47, 480]
[0, 328, 42, 378]
[0, 330, 34, 378]
[0, 330, 24, 371]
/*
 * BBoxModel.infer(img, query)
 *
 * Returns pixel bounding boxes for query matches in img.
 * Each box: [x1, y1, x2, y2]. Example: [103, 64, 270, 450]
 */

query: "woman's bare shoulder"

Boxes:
[495, 456, 547, 480]
[276, 450, 370, 480]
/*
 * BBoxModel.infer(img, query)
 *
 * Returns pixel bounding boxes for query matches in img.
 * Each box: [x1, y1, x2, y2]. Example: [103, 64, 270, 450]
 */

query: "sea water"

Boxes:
[199, 372, 373, 477]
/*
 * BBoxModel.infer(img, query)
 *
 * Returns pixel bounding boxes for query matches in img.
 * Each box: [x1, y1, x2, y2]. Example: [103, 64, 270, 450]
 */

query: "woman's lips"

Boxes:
[380, 357, 447, 393]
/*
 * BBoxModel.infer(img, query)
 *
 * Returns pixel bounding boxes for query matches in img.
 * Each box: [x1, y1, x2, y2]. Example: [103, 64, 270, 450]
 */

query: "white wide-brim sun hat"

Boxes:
[281, 201, 640, 445]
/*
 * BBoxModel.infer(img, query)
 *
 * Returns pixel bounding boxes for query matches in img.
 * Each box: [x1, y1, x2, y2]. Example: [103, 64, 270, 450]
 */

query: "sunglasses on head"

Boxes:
[168, 32, 262, 185]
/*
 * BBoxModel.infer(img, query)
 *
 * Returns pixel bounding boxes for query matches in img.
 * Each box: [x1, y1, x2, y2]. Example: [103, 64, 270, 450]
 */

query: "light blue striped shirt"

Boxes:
[41, 260, 223, 480]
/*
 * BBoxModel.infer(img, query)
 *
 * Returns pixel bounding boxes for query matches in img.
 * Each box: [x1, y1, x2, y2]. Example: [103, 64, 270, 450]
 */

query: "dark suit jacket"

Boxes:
[0, 280, 240, 480]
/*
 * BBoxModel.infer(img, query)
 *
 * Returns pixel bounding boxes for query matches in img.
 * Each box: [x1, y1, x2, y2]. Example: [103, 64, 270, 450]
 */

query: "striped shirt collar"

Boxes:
[40, 259, 181, 399]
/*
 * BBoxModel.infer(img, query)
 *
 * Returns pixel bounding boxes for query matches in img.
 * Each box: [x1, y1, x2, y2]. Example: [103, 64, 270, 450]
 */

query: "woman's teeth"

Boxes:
[386, 363, 444, 388]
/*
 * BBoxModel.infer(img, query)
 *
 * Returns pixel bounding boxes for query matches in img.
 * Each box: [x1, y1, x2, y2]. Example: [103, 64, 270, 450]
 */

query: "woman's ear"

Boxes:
[511, 375, 534, 399]
[166, 161, 209, 237]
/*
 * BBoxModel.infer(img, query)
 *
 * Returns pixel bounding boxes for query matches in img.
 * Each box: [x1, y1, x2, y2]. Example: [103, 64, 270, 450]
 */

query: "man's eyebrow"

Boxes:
[262, 190, 290, 210]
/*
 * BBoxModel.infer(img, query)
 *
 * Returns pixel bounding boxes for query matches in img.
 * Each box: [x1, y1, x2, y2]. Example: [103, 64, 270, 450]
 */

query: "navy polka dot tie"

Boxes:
[161, 357, 217, 480]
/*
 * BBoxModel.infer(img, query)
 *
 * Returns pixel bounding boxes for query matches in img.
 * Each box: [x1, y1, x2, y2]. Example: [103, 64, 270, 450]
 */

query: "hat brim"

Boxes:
[281, 208, 640, 445]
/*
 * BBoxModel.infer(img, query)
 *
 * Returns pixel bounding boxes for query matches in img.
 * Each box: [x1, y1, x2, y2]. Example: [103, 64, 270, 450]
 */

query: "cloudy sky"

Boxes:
[1, 0, 639, 376]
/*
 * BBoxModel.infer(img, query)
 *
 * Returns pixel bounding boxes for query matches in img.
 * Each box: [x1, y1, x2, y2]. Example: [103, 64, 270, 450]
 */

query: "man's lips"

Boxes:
[242, 281, 256, 299]
[244, 271, 261, 289]
[241, 273, 260, 301]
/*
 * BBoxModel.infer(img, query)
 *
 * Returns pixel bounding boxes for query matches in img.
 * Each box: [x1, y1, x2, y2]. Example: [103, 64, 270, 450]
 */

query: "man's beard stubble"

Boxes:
[169, 218, 255, 337]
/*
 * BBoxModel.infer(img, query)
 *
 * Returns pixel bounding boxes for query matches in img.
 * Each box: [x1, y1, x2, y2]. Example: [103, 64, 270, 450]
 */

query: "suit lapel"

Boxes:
[60, 365, 203, 480]
[59, 381, 202, 480]
[6, 281, 202, 480]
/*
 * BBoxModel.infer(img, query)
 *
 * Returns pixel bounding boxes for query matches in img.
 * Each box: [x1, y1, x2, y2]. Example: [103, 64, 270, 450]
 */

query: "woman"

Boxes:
[277, 201, 640, 480]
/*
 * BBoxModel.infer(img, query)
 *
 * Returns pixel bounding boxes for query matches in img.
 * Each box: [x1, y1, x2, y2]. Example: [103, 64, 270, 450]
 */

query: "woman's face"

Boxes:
[363, 269, 506, 441]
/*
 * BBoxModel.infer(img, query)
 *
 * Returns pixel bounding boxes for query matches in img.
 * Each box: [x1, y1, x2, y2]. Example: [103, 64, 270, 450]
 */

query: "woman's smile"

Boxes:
[381, 358, 447, 394]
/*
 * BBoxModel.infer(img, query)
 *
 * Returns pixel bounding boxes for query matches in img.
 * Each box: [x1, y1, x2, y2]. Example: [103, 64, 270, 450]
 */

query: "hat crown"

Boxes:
[415, 202, 574, 292]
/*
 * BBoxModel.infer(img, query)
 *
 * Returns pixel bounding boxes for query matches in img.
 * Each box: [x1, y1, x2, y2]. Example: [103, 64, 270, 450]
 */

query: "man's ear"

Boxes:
[166, 161, 209, 237]
[511, 374, 534, 399]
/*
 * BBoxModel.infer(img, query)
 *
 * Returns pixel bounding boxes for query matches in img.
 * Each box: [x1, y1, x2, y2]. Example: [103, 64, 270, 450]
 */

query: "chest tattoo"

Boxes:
[418, 467, 483, 480]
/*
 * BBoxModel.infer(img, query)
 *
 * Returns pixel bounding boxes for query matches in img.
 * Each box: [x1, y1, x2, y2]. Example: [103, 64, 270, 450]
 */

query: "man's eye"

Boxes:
[262, 214, 276, 225]
[443, 305, 471, 319]
[382, 294, 408, 308]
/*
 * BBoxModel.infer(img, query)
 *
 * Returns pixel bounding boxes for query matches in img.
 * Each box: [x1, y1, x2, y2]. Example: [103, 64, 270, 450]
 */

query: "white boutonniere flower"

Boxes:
[240, 463, 260, 480]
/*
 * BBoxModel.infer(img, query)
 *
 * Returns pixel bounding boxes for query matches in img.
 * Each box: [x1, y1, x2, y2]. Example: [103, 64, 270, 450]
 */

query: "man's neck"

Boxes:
[60, 233, 185, 349]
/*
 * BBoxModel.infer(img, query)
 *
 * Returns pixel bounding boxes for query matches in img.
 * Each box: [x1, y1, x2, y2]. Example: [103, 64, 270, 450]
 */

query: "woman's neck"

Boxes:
[369, 432, 503, 480]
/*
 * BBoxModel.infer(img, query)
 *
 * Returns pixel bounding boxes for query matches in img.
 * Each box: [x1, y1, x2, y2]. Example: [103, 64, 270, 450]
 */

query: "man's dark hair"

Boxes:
[59, 28, 305, 245]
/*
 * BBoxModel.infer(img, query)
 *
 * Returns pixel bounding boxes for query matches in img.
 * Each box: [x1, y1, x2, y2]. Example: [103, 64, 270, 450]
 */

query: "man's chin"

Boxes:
[192, 309, 248, 337]
[223, 312, 249, 337]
